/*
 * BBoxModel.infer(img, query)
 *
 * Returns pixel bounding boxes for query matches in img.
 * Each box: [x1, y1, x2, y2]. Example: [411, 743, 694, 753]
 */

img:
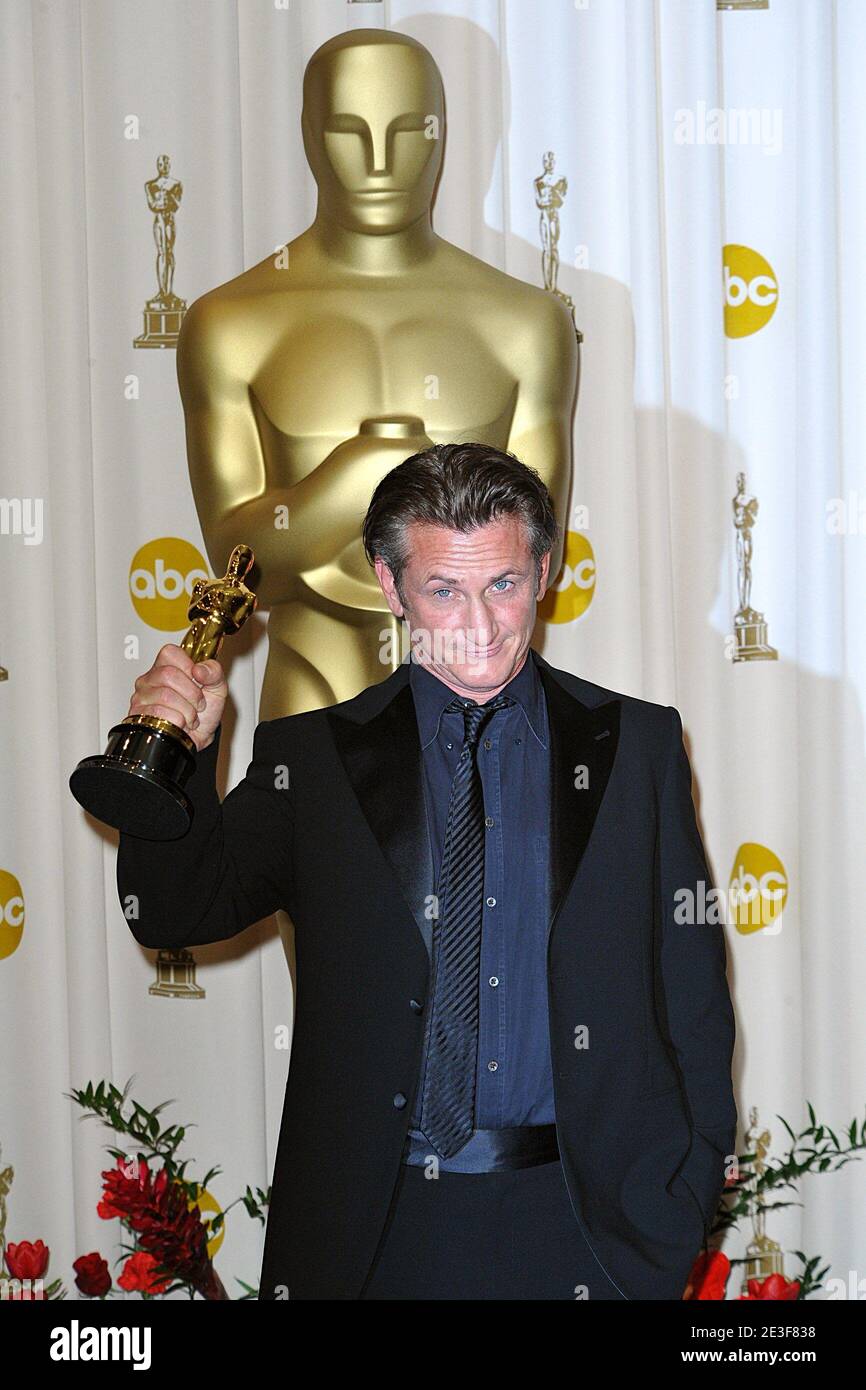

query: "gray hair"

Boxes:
[362, 442, 559, 602]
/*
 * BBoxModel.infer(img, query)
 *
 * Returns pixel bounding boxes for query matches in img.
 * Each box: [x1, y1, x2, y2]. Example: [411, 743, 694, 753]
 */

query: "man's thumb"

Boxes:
[193, 659, 225, 688]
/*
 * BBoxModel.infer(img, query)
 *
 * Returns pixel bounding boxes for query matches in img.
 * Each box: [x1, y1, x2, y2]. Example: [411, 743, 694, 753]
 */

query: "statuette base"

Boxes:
[70, 715, 195, 840]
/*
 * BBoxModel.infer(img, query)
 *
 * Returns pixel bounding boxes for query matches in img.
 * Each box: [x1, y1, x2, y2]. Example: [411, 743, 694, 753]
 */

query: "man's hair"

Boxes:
[362, 442, 559, 602]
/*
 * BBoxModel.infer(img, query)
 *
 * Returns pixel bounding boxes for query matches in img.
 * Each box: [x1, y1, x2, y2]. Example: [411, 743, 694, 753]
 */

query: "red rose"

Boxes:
[739, 1273, 801, 1300]
[4, 1239, 50, 1281]
[73, 1251, 112, 1298]
[118, 1250, 171, 1295]
[683, 1249, 731, 1300]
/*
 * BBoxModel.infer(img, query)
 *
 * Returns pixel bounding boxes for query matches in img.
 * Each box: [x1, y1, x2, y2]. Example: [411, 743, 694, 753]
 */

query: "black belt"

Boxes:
[401, 1124, 559, 1173]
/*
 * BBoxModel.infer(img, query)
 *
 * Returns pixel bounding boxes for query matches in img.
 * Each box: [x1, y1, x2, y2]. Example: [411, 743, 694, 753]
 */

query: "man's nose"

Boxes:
[466, 603, 495, 646]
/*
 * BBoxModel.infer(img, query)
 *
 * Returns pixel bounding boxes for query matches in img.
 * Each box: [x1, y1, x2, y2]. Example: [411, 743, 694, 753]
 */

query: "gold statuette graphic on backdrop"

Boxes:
[69, 545, 256, 839]
[732, 471, 777, 661]
[149, 946, 206, 1001]
[741, 1106, 784, 1289]
[534, 151, 579, 330]
[134, 154, 187, 348]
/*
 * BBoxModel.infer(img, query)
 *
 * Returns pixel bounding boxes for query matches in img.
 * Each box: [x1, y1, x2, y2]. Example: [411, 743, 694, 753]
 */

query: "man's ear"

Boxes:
[374, 555, 405, 618]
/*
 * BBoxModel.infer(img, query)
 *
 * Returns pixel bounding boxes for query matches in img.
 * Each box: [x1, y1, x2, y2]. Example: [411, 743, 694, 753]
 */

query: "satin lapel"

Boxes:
[326, 675, 434, 957]
[534, 655, 622, 941]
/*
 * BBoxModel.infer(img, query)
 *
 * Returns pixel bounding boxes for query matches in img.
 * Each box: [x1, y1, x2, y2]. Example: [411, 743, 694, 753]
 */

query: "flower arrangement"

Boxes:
[1, 1078, 269, 1300]
[684, 1101, 866, 1299]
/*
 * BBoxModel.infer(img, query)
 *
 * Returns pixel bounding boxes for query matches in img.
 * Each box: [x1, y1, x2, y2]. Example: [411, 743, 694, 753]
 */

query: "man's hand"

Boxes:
[127, 643, 227, 751]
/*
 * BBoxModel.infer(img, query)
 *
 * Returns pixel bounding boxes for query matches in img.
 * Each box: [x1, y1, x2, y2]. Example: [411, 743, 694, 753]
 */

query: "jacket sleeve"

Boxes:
[657, 706, 738, 1228]
[115, 718, 294, 950]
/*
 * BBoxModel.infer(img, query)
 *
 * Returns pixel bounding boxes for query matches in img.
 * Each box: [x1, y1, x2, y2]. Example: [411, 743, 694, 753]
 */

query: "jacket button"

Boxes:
[409, 998, 424, 1013]
[393, 1092, 407, 1109]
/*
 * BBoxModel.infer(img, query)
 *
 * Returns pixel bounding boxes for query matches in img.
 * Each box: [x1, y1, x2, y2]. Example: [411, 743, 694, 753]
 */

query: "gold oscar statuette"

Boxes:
[534, 151, 579, 327]
[741, 1105, 784, 1290]
[69, 545, 256, 840]
[177, 29, 578, 720]
[133, 154, 187, 349]
[732, 471, 778, 661]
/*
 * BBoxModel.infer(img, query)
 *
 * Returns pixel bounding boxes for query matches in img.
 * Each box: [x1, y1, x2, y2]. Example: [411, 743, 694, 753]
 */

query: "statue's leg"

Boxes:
[154, 217, 167, 297]
[165, 218, 176, 296]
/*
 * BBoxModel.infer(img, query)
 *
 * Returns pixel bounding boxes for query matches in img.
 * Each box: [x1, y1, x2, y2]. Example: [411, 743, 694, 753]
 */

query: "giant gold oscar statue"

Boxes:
[174, 28, 580, 966]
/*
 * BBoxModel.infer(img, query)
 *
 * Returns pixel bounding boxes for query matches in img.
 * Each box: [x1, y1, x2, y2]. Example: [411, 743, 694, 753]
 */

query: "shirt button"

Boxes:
[489, 976, 499, 988]
[483, 738, 492, 750]
[487, 1061, 498, 1072]
[486, 896, 496, 907]
[409, 998, 424, 1013]
[485, 816, 494, 828]
[393, 1092, 407, 1109]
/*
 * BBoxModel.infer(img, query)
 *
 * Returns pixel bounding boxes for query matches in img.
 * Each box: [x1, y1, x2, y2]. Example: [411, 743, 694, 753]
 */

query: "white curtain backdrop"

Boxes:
[1, 0, 864, 1298]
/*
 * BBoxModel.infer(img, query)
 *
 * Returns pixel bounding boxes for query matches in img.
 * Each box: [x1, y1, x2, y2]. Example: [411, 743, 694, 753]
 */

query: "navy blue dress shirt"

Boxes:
[406, 649, 555, 1167]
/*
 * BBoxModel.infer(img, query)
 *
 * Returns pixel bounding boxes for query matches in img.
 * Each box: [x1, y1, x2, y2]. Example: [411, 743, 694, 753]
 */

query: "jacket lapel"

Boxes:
[326, 667, 435, 955]
[325, 650, 621, 957]
[532, 651, 621, 939]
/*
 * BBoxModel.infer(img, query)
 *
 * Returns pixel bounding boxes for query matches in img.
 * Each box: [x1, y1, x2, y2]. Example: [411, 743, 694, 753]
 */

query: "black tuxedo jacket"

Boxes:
[116, 647, 737, 1300]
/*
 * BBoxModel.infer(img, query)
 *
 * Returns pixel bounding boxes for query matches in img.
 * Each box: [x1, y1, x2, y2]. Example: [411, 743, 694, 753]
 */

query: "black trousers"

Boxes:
[359, 1158, 627, 1301]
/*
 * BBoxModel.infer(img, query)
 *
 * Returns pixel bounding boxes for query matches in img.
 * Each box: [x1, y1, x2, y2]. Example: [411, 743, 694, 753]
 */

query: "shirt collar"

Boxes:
[408, 647, 549, 752]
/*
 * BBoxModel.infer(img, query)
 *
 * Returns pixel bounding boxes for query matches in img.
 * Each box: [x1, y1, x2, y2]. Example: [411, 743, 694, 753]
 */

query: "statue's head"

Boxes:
[157, 154, 170, 175]
[302, 29, 445, 235]
[226, 544, 254, 581]
[543, 151, 554, 172]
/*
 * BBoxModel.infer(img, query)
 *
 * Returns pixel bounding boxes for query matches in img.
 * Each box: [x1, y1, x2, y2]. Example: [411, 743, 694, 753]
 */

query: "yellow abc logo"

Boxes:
[129, 539, 210, 632]
[728, 843, 787, 935]
[187, 1185, 225, 1259]
[0, 870, 25, 960]
[723, 244, 779, 338]
[539, 530, 596, 625]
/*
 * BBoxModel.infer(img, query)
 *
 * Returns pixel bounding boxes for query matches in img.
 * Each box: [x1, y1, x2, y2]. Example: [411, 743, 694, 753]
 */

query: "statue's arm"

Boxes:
[505, 293, 578, 583]
[176, 301, 349, 607]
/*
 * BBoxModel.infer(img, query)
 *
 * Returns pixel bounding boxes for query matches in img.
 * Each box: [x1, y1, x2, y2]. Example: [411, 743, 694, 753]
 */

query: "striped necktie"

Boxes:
[419, 692, 515, 1158]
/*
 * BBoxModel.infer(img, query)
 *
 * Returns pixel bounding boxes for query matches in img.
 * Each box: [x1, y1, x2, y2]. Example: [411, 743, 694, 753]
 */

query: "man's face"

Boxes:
[375, 516, 550, 700]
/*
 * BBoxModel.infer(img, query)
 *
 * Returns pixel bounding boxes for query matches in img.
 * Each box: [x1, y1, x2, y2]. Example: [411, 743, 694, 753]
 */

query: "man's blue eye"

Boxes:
[492, 580, 512, 592]
[433, 589, 452, 599]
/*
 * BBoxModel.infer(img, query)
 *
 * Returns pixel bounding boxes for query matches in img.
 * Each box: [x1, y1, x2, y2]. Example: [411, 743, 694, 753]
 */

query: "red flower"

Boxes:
[4, 1239, 49, 1281]
[117, 1251, 171, 1295]
[739, 1273, 801, 1300]
[683, 1249, 730, 1300]
[97, 1154, 151, 1219]
[97, 1155, 222, 1297]
[73, 1251, 112, 1298]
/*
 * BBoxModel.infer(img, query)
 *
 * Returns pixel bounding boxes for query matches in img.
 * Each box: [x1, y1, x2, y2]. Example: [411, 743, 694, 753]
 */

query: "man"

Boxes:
[116, 442, 737, 1301]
